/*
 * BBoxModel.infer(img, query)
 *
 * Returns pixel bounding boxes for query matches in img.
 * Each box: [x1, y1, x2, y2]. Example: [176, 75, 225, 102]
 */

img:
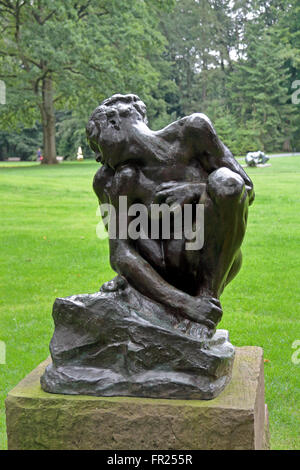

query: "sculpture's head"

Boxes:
[86, 94, 148, 166]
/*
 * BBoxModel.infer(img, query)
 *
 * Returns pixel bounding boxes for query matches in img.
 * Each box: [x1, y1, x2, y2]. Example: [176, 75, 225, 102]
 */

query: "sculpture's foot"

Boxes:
[41, 288, 235, 400]
[100, 275, 127, 292]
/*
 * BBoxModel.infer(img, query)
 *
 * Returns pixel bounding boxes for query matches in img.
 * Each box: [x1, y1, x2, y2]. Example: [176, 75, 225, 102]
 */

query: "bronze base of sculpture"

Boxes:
[41, 288, 235, 400]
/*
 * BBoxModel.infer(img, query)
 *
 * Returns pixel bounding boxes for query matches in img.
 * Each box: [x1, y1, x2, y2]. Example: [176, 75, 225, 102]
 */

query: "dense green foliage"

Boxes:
[0, 0, 299, 160]
[160, 0, 300, 154]
[0, 0, 299, 159]
[0, 157, 299, 449]
[0, 1, 299, 451]
[0, 0, 174, 161]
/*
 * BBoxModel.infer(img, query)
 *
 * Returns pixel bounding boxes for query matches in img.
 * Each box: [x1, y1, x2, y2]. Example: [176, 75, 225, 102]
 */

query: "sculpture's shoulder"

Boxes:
[155, 113, 213, 145]
[93, 164, 115, 203]
[158, 113, 216, 149]
[183, 113, 215, 136]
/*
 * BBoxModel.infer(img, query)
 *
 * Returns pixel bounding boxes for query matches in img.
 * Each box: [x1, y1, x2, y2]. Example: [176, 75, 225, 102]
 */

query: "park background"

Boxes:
[0, 0, 299, 450]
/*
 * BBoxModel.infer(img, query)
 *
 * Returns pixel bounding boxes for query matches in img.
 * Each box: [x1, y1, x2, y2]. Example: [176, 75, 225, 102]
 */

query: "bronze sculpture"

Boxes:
[245, 150, 270, 167]
[41, 94, 254, 399]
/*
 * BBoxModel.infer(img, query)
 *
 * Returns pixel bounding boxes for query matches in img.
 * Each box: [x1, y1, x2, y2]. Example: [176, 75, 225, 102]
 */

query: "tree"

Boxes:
[158, 0, 256, 117]
[274, 0, 300, 150]
[0, 0, 174, 163]
[1, 0, 299, 157]
[0, 122, 42, 160]
[228, 26, 296, 152]
[160, 0, 220, 116]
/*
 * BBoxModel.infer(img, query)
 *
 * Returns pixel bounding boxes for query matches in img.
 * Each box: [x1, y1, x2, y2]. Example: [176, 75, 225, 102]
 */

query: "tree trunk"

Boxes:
[201, 56, 208, 104]
[40, 76, 57, 164]
[283, 138, 291, 152]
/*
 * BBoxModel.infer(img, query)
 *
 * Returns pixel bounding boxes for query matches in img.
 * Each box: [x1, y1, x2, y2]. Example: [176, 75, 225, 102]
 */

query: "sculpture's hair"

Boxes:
[86, 94, 148, 155]
[100, 94, 147, 122]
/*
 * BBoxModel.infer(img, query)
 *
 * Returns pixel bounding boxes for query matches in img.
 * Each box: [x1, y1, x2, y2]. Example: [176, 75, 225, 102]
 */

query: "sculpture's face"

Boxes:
[86, 95, 147, 168]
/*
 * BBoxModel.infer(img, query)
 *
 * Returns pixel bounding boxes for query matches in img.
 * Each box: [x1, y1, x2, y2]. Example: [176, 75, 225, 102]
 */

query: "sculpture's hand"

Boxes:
[182, 296, 223, 329]
[153, 181, 206, 208]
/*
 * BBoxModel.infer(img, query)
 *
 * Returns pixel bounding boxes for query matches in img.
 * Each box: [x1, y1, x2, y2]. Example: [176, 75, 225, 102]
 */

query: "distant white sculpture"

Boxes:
[77, 146, 84, 161]
[245, 151, 269, 167]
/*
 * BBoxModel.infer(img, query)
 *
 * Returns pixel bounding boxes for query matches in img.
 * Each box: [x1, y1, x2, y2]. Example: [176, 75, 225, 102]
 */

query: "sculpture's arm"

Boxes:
[93, 164, 115, 231]
[183, 114, 255, 205]
[110, 238, 187, 309]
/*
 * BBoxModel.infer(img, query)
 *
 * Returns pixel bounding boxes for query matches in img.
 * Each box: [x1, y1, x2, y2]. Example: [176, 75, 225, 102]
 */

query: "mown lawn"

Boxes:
[0, 158, 299, 450]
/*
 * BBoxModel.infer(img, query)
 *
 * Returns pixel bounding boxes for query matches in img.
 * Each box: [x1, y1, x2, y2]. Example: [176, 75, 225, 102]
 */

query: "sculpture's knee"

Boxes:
[208, 167, 245, 204]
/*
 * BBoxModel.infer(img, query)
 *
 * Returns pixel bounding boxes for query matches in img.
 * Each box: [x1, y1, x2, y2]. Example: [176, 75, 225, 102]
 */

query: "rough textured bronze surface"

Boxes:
[6, 347, 269, 450]
[40, 287, 235, 398]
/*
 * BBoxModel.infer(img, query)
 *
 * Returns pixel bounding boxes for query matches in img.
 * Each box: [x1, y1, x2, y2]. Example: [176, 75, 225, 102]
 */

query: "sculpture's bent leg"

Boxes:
[224, 249, 243, 287]
[198, 167, 249, 298]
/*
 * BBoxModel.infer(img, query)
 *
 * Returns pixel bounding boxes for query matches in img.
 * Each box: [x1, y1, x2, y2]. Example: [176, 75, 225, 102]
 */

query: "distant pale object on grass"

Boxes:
[245, 151, 270, 167]
[77, 146, 84, 160]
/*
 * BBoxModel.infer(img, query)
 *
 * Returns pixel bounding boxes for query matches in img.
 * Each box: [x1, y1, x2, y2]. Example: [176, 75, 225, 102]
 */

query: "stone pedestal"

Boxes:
[5, 347, 269, 450]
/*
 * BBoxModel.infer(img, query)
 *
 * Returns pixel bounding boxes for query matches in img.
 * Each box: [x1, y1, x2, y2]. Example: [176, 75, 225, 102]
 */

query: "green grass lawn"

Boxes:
[0, 158, 299, 450]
